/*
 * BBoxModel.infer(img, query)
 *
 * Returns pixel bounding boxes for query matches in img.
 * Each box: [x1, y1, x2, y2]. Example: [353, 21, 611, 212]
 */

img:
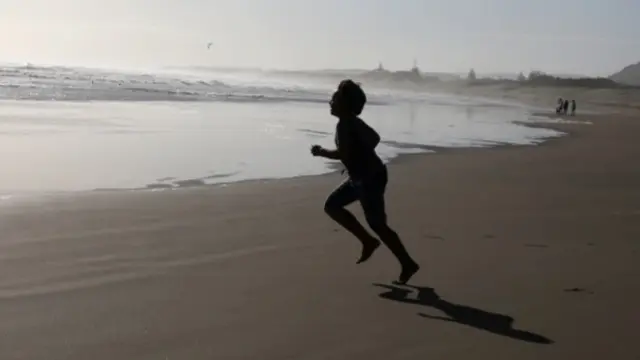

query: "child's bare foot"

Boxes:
[356, 238, 380, 264]
[396, 261, 420, 285]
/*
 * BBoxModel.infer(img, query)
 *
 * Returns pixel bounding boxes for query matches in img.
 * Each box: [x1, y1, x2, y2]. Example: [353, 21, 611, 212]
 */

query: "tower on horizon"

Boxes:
[411, 58, 420, 73]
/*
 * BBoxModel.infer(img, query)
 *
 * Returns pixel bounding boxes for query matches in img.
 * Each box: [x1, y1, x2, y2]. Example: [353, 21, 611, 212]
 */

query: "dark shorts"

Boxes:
[325, 165, 388, 227]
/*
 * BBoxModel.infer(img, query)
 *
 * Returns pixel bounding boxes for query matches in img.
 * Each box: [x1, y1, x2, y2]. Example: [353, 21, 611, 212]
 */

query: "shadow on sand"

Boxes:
[373, 283, 554, 345]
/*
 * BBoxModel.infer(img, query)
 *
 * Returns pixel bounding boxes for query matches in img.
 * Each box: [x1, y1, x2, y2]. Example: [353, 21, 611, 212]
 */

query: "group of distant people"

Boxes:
[556, 98, 577, 116]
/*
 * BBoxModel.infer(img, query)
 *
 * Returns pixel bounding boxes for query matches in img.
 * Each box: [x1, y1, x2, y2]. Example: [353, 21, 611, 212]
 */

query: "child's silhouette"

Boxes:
[311, 80, 419, 284]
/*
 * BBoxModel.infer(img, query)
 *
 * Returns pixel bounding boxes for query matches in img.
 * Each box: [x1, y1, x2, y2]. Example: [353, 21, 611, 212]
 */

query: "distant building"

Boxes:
[467, 68, 477, 81]
[410, 59, 420, 75]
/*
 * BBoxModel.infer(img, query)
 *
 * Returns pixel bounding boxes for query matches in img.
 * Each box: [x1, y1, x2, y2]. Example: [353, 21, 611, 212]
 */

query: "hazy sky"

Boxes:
[1, 0, 639, 75]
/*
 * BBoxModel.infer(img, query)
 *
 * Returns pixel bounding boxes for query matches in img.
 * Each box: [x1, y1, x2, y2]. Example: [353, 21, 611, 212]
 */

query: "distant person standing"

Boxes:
[571, 100, 576, 116]
[563, 100, 569, 115]
[556, 98, 563, 114]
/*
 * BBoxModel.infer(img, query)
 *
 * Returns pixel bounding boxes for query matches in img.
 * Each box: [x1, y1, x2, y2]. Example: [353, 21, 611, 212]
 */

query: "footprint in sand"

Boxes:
[524, 244, 549, 249]
[564, 288, 594, 295]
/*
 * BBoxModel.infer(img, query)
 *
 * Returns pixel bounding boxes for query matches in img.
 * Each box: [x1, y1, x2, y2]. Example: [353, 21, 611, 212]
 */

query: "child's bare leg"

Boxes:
[324, 179, 380, 263]
[360, 170, 420, 284]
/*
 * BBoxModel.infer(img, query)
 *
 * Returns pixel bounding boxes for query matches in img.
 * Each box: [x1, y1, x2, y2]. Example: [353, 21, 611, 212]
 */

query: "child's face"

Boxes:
[329, 91, 345, 117]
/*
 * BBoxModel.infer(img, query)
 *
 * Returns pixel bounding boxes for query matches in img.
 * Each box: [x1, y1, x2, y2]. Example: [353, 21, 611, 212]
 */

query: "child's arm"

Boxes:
[311, 122, 352, 160]
[311, 145, 341, 160]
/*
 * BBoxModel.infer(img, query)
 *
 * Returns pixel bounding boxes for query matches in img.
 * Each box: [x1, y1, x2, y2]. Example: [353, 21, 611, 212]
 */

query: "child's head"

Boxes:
[330, 79, 367, 118]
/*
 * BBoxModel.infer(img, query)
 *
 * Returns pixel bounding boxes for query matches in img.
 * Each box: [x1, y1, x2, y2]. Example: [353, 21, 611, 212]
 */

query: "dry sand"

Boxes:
[1, 111, 639, 359]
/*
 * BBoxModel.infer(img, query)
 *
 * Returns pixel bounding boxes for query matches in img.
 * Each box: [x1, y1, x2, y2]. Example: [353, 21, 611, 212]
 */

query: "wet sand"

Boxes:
[0, 112, 639, 359]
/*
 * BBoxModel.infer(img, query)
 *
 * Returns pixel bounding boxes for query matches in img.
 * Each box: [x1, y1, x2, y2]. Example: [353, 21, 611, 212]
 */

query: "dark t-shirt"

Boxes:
[335, 117, 385, 179]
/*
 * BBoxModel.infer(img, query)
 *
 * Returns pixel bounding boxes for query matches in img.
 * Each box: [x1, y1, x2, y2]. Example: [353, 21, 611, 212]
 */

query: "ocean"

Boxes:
[0, 64, 563, 196]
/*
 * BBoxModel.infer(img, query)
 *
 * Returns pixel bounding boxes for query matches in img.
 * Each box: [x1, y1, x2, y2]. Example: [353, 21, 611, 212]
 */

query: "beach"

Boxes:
[1, 106, 638, 360]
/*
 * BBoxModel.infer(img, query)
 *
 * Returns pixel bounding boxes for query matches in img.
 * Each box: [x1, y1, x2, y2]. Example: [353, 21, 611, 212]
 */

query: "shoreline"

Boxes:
[0, 115, 582, 215]
[0, 103, 573, 201]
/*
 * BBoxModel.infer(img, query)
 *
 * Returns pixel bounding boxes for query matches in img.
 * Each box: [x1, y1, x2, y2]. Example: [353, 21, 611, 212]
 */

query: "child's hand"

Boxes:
[310, 145, 323, 157]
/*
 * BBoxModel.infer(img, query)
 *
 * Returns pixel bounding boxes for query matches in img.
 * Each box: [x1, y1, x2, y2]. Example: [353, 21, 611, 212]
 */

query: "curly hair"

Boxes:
[336, 79, 367, 116]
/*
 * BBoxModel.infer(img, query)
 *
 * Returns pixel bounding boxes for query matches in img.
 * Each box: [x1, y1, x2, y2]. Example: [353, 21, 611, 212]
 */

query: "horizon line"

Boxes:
[0, 59, 610, 78]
